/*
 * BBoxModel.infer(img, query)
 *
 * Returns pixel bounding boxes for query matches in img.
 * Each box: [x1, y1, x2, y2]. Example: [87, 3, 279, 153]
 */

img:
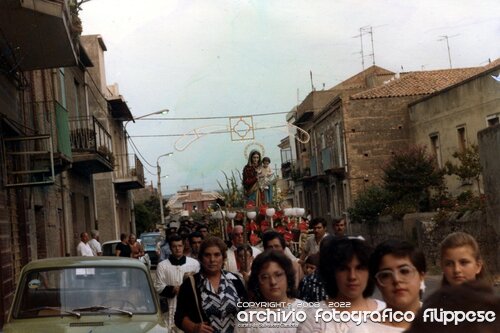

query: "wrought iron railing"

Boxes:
[68, 116, 113, 164]
[114, 154, 145, 185]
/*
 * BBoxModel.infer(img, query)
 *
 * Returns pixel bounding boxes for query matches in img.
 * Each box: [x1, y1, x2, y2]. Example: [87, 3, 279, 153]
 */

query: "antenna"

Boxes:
[438, 34, 459, 69]
[353, 26, 377, 70]
[310, 70, 315, 91]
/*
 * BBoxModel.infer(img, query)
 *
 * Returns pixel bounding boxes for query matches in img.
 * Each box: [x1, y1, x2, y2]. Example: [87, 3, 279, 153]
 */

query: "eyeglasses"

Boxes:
[258, 271, 286, 284]
[375, 265, 418, 286]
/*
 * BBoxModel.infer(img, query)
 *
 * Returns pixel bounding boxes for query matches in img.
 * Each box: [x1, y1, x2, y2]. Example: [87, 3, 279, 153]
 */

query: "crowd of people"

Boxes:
[146, 216, 498, 333]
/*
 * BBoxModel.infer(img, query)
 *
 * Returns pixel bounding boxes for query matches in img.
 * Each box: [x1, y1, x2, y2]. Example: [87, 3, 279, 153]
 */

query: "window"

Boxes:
[486, 114, 499, 127]
[456, 126, 467, 152]
[429, 133, 442, 168]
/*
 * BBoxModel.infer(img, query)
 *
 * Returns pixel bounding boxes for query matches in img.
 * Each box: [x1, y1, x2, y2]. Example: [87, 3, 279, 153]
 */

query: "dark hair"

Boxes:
[319, 236, 375, 298]
[333, 217, 346, 225]
[406, 281, 500, 333]
[120, 233, 128, 241]
[369, 240, 427, 278]
[168, 234, 183, 246]
[196, 224, 208, 232]
[188, 231, 203, 244]
[310, 217, 326, 228]
[198, 236, 228, 263]
[305, 253, 320, 266]
[262, 230, 286, 250]
[248, 250, 296, 301]
[178, 226, 191, 238]
[236, 244, 253, 256]
[247, 150, 262, 166]
[262, 157, 271, 163]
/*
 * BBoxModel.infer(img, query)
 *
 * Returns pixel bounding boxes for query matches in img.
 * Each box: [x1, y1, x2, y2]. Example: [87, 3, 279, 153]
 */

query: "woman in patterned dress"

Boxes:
[175, 237, 247, 333]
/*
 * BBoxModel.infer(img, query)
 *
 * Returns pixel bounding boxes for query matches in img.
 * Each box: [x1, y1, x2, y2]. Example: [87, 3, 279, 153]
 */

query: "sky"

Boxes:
[80, 0, 500, 195]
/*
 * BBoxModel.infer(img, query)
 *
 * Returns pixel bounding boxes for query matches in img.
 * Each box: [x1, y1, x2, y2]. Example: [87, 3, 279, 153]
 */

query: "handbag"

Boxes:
[189, 275, 204, 323]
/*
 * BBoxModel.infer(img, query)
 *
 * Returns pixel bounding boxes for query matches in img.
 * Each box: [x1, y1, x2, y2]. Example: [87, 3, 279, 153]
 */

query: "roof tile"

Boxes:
[350, 67, 484, 100]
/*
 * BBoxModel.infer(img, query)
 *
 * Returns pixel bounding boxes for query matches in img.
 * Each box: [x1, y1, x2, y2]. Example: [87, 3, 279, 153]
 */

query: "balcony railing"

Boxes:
[114, 154, 145, 190]
[68, 116, 113, 175]
[69, 116, 112, 160]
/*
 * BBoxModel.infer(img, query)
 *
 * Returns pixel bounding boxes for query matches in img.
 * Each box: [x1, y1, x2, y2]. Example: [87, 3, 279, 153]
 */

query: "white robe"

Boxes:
[155, 257, 200, 328]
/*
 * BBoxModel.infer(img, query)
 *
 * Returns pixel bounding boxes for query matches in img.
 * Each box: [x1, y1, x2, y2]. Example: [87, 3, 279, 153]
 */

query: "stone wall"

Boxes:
[478, 124, 500, 271]
[350, 211, 498, 273]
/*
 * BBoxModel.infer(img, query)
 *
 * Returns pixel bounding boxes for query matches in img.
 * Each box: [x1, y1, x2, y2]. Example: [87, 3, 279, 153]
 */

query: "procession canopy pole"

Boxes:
[243, 212, 248, 270]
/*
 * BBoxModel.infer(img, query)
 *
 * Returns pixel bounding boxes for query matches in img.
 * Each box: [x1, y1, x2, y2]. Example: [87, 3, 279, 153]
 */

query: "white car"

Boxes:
[102, 240, 151, 270]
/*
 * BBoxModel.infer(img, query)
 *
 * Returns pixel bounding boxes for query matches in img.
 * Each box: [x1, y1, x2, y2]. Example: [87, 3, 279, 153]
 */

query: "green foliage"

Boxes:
[134, 203, 154, 235]
[444, 145, 482, 192]
[386, 200, 418, 220]
[382, 145, 445, 202]
[134, 195, 170, 234]
[348, 186, 392, 224]
[217, 170, 244, 208]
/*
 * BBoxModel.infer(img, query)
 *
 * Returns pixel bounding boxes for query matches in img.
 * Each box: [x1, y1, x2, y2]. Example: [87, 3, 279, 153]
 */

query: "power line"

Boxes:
[129, 124, 287, 138]
[127, 134, 156, 169]
[135, 111, 289, 121]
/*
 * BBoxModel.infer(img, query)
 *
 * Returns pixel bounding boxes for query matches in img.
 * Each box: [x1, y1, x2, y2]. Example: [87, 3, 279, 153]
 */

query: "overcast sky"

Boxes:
[80, 0, 499, 195]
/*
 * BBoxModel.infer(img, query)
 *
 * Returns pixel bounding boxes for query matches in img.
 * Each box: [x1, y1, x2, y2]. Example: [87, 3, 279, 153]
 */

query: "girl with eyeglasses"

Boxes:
[348, 240, 426, 333]
[298, 236, 385, 333]
[440, 232, 491, 287]
[236, 250, 302, 333]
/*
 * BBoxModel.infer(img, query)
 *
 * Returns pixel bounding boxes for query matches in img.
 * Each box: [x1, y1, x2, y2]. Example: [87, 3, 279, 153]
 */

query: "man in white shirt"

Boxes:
[155, 234, 199, 330]
[300, 217, 328, 263]
[88, 230, 102, 256]
[226, 225, 261, 273]
[76, 232, 94, 256]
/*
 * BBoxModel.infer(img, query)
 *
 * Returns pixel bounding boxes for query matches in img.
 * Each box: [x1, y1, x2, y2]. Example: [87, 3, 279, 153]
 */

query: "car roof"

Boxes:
[102, 239, 121, 246]
[140, 232, 161, 237]
[21, 257, 148, 272]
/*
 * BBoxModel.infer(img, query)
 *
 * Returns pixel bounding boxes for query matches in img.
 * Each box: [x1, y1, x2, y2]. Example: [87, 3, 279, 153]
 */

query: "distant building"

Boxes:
[167, 188, 222, 215]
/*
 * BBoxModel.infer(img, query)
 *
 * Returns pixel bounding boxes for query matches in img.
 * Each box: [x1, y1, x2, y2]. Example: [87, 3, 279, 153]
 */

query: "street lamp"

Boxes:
[133, 109, 169, 122]
[157, 152, 173, 226]
[124, 109, 169, 131]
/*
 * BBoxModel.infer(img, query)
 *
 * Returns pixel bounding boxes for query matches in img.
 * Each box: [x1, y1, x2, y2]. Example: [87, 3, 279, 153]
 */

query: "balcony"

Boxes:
[69, 116, 113, 176]
[114, 154, 145, 191]
[0, 0, 79, 70]
[281, 160, 293, 179]
[2, 135, 55, 187]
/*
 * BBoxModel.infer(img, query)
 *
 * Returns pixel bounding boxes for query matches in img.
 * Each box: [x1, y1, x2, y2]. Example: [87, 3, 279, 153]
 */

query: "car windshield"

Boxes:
[141, 235, 161, 247]
[13, 266, 156, 318]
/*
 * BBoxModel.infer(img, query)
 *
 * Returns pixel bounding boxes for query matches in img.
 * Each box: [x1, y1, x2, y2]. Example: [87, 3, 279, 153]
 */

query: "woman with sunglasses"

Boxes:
[348, 240, 426, 333]
[236, 250, 301, 332]
[298, 236, 385, 333]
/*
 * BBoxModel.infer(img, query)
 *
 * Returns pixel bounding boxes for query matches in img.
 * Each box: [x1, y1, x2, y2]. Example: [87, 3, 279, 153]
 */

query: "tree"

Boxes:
[382, 145, 445, 208]
[134, 195, 170, 234]
[445, 145, 482, 193]
[348, 186, 392, 224]
[134, 203, 154, 236]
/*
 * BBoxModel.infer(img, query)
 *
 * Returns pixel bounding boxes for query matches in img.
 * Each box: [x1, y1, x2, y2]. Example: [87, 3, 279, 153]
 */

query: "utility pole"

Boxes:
[156, 152, 173, 226]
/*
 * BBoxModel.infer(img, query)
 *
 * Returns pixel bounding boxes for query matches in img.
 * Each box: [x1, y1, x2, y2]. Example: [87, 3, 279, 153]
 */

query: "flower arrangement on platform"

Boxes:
[220, 204, 310, 252]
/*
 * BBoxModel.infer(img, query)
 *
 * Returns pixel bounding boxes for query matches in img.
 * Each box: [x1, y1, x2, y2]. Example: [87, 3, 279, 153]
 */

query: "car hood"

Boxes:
[4, 316, 167, 333]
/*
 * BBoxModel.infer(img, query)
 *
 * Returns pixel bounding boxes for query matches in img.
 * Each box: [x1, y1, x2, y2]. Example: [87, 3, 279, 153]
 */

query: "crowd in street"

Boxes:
[142, 216, 498, 333]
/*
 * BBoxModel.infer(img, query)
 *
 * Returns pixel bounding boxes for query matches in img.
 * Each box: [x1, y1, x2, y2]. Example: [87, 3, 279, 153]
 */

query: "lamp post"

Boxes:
[133, 109, 169, 122]
[125, 109, 169, 131]
[157, 152, 173, 226]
